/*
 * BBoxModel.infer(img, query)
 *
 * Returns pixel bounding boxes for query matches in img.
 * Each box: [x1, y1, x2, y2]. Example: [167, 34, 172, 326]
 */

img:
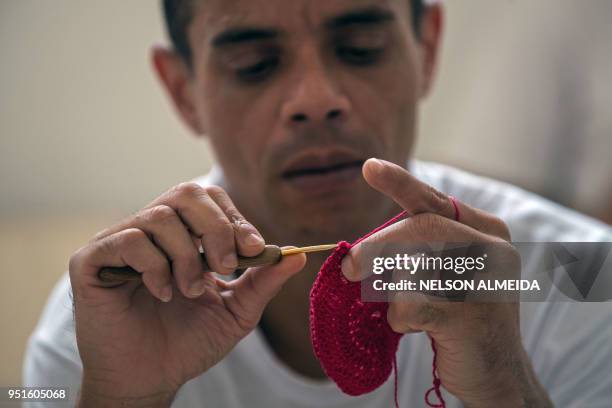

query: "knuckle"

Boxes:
[204, 185, 226, 198]
[118, 228, 147, 248]
[91, 228, 111, 242]
[426, 186, 447, 213]
[388, 317, 406, 333]
[206, 186, 245, 223]
[68, 246, 88, 274]
[411, 213, 443, 234]
[95, 235, 116, 258]
[171, 181, 206, 201]
[146, 204, 177, 224]
[226, 209, 245, 226]
[213, 216, 235, 237]
[200, 219, 236, 261]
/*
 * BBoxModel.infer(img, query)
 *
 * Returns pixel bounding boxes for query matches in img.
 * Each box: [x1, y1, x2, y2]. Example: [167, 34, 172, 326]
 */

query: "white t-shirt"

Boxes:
[23, 160, 612, 407]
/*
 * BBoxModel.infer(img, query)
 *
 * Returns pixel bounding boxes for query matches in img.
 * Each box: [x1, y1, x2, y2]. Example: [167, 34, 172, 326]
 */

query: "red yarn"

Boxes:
[449, 195, 460, 222]
[425, 336, 445, 407]
[310, 210, 446, 408]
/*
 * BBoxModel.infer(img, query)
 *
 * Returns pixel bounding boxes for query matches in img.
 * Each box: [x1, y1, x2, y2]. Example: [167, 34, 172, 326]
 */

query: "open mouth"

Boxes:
[282, 159, 365, 180]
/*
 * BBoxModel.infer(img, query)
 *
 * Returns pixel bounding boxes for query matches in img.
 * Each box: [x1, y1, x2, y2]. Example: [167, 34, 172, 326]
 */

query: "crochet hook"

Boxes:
[98, 244, 338, 282]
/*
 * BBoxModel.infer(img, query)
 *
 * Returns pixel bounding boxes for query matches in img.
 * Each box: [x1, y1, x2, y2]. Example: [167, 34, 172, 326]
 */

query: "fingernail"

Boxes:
[189, 279, 206, 297]
[341, 256, 355, 281]
[367, 158, 384, 174]
[245, 232, 264, 246]
[160, 285, 173, 303]
[222, 253, 238, 269]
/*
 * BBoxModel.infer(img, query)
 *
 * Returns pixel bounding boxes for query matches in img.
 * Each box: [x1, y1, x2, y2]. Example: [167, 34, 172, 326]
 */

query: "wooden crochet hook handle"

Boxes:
[98, 245, 283, 282]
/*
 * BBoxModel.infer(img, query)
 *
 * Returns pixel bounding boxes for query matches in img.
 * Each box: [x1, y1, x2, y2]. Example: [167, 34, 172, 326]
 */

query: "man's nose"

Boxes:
[281, 57, 351, 127]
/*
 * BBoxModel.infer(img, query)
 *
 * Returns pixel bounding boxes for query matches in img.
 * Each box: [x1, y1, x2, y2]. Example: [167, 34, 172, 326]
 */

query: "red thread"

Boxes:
[424, 336, 446, 407]
[449, 195, 460, 222]
[310, 210, 446, 408]
[393, 354, 399, 408]
[351, 209, 410, 246]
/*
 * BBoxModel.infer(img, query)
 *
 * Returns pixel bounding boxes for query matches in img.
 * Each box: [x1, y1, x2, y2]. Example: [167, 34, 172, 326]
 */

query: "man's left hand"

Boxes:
[341, 158, 553, 408]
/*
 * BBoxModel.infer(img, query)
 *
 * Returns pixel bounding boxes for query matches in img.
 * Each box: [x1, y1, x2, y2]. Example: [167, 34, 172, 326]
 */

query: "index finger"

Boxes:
[362, 158, 507, 237]
[96, 182, 239, 275]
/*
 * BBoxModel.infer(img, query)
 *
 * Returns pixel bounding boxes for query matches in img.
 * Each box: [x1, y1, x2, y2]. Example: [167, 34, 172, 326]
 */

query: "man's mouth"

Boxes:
[279, 150, 366, 195]
[282, 159, 365, 179]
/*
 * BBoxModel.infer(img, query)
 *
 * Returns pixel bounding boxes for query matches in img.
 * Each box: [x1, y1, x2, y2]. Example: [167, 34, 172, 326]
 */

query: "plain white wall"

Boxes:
[416, 0, 612, 215]
[0, 1, 213, 216]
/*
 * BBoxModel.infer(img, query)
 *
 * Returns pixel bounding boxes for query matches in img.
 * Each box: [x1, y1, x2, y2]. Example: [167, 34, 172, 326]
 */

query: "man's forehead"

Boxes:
[192, 0, 407, 41]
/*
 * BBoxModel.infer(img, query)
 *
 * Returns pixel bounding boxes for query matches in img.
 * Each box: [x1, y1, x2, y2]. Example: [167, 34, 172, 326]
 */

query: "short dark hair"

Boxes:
[162, 0, 425, 65]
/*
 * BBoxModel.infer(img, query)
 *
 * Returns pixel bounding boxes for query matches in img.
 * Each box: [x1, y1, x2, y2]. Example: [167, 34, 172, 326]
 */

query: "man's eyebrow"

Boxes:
[325, 6, 395, 29]
[212, 27, 279, 48]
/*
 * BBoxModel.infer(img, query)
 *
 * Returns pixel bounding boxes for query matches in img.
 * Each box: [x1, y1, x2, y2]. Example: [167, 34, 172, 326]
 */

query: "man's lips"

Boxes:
[279, 150, 366, 196]
[281, 159, 365, 179]
[280, 148, 366, 178]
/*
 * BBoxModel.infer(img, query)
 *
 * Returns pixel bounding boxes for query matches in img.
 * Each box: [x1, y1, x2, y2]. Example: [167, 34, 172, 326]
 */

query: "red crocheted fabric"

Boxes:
[310, 211, 446, 407]
[310, 240, 402, 396]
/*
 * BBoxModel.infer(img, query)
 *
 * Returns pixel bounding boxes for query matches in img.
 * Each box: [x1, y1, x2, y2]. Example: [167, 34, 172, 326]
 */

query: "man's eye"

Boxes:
[236, 57, 279, 82]
[337, 46, 384, 66]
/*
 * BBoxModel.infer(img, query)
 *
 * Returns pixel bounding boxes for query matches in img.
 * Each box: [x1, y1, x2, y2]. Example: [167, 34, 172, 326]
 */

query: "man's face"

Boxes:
[178, 0, 437, 243]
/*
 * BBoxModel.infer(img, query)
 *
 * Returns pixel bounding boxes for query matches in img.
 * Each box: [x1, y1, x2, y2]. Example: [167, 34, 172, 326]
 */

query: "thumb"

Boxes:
[231, 250, 307, 310]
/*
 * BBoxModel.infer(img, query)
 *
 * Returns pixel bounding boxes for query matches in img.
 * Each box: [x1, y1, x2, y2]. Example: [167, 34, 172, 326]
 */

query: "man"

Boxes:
[24, 1, 612, 407]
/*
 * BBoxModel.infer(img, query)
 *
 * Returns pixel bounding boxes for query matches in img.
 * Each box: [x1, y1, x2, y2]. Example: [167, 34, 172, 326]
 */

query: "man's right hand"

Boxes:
[69, 182, 306, 407]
